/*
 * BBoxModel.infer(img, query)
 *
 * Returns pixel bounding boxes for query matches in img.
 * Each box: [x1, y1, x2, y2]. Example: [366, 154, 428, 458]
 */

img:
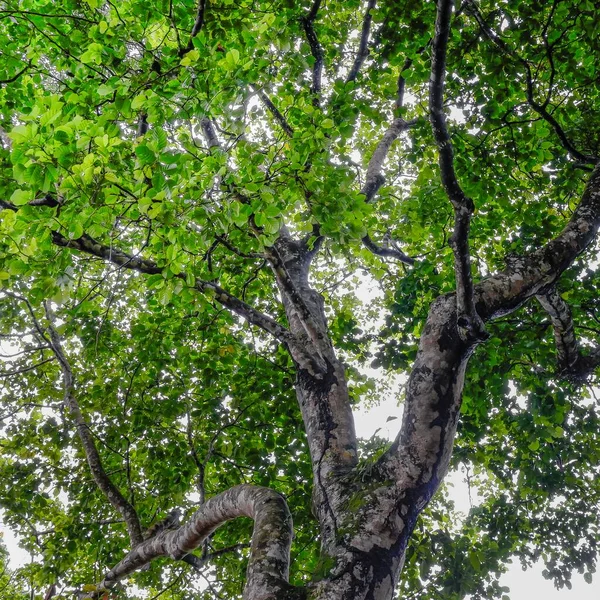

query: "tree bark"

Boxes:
[87, 485, 294, 600]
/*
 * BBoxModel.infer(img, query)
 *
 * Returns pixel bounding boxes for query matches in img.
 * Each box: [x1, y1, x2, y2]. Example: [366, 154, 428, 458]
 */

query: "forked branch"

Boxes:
[376, 163, 600, 512]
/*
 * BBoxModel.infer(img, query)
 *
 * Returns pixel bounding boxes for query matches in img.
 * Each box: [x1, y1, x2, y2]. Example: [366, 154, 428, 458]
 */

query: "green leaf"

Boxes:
[180, 49, 199, 67]
[135, 145, 155, 165]
[9, 189, 32, 206]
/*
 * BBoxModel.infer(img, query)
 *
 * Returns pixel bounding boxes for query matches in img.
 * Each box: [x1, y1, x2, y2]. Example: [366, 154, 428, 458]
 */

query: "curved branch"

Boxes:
[430, 0, 486, 341]
[87, 485, 295, 600]
[360, 116, 417, 263]
[536, 286, 579, 372]
[537, 286, 600, 380]
[362, 117, 414, 203]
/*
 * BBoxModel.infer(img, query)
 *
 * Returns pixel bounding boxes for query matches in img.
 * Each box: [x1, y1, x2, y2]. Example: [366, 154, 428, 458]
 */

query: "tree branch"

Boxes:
[536, 286, 579, 372]
[346, 0, 377, 83]
[85, 485, 294, 600]
[0, 60, 31, 85]
[301, 0, 324, 99]
[362, 118, 414, 203]
[264, 244, 329, 372]
[430, 0, 486, 341]
[50, 231, 292, 344]
[8, 294, 144, 547]
[537, 286, 600, 380]
[189, 0, 207, 40]
[377, 163, 600, 505]
[359, 115, 417, 263]
[255, 88, 294, 137]
[200, 116, 220, 150]
[180, 543, 250, 571]
[362, 234, 415, 265]
[463, 0, 598, 165]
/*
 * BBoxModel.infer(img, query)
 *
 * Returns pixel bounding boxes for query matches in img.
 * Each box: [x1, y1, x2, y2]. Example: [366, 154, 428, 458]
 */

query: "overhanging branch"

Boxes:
[85, 485, 294, 599]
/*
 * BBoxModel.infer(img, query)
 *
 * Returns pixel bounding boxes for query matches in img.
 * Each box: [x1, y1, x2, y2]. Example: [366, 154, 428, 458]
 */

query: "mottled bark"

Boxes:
[88, 485, 294, 600]
[353, 162, 600, 599]
[537, 287, 580, 372]
[59, 161, 600, 600]
[272, 233, 358, 556]
[537, 287, 600, 380]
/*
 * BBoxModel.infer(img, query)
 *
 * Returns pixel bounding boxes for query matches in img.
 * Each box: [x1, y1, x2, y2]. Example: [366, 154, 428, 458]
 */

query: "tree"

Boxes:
[0, 0, 599, 598]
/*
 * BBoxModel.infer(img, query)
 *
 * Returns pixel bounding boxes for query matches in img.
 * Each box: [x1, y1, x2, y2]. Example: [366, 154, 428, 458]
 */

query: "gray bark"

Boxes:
[86, 485, 294, 600]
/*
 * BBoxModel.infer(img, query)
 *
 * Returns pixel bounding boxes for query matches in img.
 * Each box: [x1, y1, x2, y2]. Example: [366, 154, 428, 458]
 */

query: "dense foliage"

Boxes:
[0, 0, 599, 598]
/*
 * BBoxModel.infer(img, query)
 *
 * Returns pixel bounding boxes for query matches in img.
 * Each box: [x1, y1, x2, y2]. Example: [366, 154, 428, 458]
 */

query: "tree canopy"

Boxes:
[0, 0, 599, 599]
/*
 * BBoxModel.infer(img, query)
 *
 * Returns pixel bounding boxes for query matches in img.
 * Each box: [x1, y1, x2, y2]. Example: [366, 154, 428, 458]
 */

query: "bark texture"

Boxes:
[87, 485, 294, 600]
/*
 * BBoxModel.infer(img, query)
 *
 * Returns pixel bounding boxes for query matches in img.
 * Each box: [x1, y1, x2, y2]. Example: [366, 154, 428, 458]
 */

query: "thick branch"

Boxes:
[464, 0, 598, 165]
[178, 0, 207, 55]
[377, 162, 600, 518]
[18, 298, 144, 546]
[87, 485, 294, 600]
[346, 0, 377, 83]
[301, 0, 324, 98]
[50, 231, 291, 344]
[536, 287, 579, 371]
[430, 0, 485, 341]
